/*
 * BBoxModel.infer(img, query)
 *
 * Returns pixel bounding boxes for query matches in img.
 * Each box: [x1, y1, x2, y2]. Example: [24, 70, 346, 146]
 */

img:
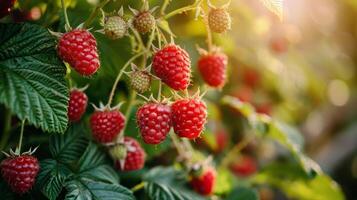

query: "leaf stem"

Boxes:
[0, 108, 12, 150]
[60, 0, 71, 30]
[131, 181, 146, 192]
[107, 51, 147, 107]
[18, 120, 25, 153]
[83, 0, 110, 28]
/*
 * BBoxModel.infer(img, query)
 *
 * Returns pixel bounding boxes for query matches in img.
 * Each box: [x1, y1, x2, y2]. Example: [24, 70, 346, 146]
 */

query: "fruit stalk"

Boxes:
[131, 181, 146, 192]
[17, 120, 25, 153]
[205, 20, 213, 52]
[107, 51, 147, 107]
[60, 0, 71, 30]
[0, 108, 12, 150]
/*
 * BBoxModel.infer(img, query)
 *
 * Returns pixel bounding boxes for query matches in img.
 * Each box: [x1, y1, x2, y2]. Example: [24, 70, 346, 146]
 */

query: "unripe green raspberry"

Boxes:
[208, 8, 231, 33]
[133, 11, 155, 34]
[104, 16, 127, 39]
[109, 143, 127, 161]
[130, 70, 151, 93]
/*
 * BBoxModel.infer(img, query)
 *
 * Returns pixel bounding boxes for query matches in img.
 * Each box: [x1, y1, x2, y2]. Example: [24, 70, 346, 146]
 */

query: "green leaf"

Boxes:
[144, 167, 207, 200]
[258, 0, 283, 19]
[0, 23, 69, 133]
[65, 179, 135, 200]
[222, 96, 320, 177]
[268, 121, 321, 177]
[77, 142, 119, 184]
[253, 163, 345, 200]
[225, 187, 259, 200]
[36, 159, 73, 200]
[49, 124, 88, 164]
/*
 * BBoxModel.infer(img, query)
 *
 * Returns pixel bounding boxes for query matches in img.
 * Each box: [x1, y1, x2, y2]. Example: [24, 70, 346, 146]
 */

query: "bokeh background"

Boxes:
[1, 0, 356, 199]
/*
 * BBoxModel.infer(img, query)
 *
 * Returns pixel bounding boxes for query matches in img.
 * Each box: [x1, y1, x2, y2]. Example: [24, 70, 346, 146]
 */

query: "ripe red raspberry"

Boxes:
[198, 52, 228, 88]
[115, 137, 146, 171]
[57, 29, 100, 76]
[67, 89, 88, 122]
[208, 7, 231, 33]
[1, 155, 39, 194]
[153, 44, 191, 90]
[215, 129, 228, 153]
[133, 11, 155, 34]
[230, 155, 257, 177]
[255, 103, 272, 116]
[172, 98, 207, 139]
[136, 102, 171, 144]
[90, 109, 125, 143]
[190, 167, 216, 196]
[270, 36, 288, 54]
[243, 68, 260, 88]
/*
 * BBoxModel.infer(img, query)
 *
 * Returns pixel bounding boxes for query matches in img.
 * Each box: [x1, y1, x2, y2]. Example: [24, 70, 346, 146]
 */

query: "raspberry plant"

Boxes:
[0, 0, 346, 200]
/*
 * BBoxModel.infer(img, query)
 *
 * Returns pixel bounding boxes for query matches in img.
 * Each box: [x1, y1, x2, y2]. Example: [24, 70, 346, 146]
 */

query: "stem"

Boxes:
[60, 0, 71, 30]
[107, 51, 147, 107]
[169, 132, 186, 157]
[157, 80, 162, 101]
[205, 21, 213, 51]
[66, 64, 73, 88]
[124, 91, 137, 120]
[18, 120, 25, 153]
[131, 27, 145, 52]
[83, 0, 110, 28]
[131, 181, 146, 192]
[0, 108, 12, 150]
[220, 135, 254, 168]
[164, 4, 198, 19]
[160, 0, 171, 16]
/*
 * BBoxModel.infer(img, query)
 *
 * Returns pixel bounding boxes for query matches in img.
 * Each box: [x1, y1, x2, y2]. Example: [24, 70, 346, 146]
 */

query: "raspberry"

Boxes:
[133, 11, 155, 34]
[243, 68, 260, 88]
[172, 98, 207, 139]
[0, 0, 16, 19]
[67, 89, 88, 122]
[130, 70, 151, 93]
[57, 29, 100, 76]
[208, 8, 231, 33]
[190, 167, 216, 196]
[198, 52, 228, 88]
[115, 137, 146, 171]
[104, 16, 127, 39]
[153, 44, 191, 90]
[215, 129, 228, 153]
[1, 155, 39, 194]
[270, 36, 288, 54]
[230, 155, 257, 177]
[90, 109, 125, 143]
[255, 103, 272, 116]
[136, 102, 171, 144]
